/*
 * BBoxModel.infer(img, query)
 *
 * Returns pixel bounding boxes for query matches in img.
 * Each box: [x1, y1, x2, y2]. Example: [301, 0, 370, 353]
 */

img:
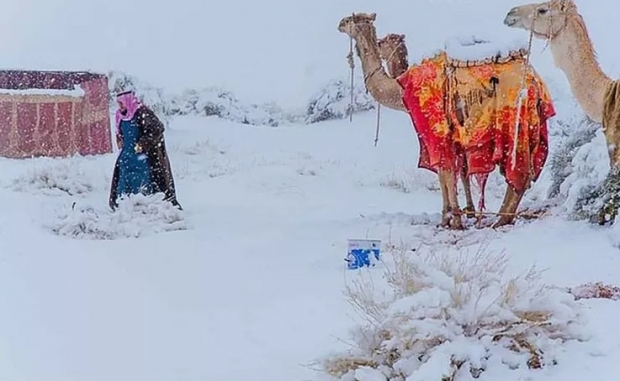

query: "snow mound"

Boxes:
[48, 193, 187, 240]
[168, 139, 237, 181]
[108, 70, 375, 127]
[110, 70, 298, 126]
[380, 167, 440, 193]
[319, 242, 586, 381]
[170, 88, 300, 127]
[10, 159, 108, 197]
[568, 282, 620, 301]
[444, 35, 528, 61]
[305, 77, 375, 124]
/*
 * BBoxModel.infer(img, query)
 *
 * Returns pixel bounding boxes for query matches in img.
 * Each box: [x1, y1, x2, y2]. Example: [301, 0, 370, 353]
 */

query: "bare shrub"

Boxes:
[320, 241, 586, 381]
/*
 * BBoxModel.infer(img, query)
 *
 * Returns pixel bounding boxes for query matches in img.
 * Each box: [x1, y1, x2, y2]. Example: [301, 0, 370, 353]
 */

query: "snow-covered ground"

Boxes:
[0, 0, 619, 380]
[0, 112, 618, 380]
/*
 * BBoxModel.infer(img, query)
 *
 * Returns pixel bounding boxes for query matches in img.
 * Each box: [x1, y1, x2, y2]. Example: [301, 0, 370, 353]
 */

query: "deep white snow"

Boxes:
[0, 0, 618, 380]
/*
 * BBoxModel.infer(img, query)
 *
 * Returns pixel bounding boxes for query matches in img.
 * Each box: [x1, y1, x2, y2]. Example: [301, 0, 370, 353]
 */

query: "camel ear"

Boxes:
[399, 34, 405, 39]
[370, 13, 376, 20]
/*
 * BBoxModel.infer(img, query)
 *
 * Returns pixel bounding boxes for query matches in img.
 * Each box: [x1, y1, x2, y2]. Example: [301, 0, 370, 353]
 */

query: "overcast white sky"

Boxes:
[0, 0, 614, 108]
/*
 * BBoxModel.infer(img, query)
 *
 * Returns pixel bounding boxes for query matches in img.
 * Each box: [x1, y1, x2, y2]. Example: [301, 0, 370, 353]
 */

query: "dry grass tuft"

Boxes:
[321, 240, 585, 381]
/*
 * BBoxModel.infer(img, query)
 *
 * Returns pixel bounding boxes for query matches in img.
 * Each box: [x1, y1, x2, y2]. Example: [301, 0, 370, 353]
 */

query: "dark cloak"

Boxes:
[109, 105, 182, 210]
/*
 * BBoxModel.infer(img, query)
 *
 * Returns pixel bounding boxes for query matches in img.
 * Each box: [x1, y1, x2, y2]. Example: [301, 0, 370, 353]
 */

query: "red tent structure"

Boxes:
[0, 70, 112, 159]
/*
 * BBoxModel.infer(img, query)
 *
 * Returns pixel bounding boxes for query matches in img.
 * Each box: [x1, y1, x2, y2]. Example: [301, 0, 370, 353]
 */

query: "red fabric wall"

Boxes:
[0, 70, 112, 159]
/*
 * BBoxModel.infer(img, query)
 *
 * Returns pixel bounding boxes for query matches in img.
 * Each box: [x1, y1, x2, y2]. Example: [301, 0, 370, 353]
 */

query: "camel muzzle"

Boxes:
[503, 9, 520, 27]
[337, 23, 349, 34]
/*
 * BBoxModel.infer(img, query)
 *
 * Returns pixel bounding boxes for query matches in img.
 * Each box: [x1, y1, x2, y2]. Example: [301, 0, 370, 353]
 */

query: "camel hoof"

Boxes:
[437, 210, 466, 230]
[463, 206, 476, 219]
[491, 217, 514, 229]
[437, 222, 465, 230]
[438, 211, 451, 228]
[445, 213, 465, 230]
[451, 220, 465, 230]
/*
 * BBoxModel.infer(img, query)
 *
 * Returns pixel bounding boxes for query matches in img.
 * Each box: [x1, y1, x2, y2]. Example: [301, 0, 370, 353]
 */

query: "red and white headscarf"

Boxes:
[115, 91, 142, 134]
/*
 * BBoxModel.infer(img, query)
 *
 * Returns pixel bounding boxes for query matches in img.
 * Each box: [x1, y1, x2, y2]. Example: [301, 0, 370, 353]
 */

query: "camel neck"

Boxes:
[549, 16, 611, 123]
[350, 26, 406, 111]
[353, 27, 384, 78]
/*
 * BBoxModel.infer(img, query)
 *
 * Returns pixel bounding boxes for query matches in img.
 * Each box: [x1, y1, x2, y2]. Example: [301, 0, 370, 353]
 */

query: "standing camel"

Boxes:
[378, 32, 478, 218]
[503, 0, 620, 223]
[338, 12, 556, 229]
[503, 0, 620, 166]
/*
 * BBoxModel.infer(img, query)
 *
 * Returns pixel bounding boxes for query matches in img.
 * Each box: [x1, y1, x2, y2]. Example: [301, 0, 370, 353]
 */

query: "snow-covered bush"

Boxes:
[108, 71, 364, 127]
[108, 70, 173, 126]
[107, 71, 378, 127]
[547, 116, 600, 200]
[545, 117, 610, 222]
[568, 282, 620, 301]
[170, 87, 299, 127]
[572, 165, 620, 224]
[319, 242, 586, 381]
[532, 86, 620, 224]
[48, 193, 187, 240]
[305, 78, 375, 124]
[11, 158, 108, 196]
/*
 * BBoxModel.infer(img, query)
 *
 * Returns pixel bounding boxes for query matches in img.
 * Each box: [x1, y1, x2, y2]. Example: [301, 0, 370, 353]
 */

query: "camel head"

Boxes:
[503, 0, 577, 40]
[337, 12, 377, 38]
[377, 33, 406, 60]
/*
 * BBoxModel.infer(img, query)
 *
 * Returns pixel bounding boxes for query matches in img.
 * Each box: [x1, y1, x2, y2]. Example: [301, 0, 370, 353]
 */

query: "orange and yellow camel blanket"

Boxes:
[396, 51, 555, 195]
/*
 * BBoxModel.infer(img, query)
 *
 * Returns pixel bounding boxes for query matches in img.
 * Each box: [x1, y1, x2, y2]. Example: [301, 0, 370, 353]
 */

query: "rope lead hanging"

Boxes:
[374, 103, 381, 146]
[511, 18, 536, 170]
[348, 36, 355, 122]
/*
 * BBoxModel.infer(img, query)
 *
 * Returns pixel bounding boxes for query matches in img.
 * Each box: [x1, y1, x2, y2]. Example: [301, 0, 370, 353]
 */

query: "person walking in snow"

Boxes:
[108, 90, 182, 210]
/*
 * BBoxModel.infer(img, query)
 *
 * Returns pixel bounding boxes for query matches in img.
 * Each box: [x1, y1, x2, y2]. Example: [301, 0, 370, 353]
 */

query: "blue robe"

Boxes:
[116, 118, 153, 197]
[109, 105, 181, 211]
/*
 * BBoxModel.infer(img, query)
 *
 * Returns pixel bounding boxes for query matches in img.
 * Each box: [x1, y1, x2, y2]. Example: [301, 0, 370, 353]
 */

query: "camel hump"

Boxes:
[443, 36, 529, 68]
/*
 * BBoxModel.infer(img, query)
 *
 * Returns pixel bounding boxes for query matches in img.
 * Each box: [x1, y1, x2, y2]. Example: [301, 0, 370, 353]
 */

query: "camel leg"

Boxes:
[457, 153, 475, 218]
[438, 170, 451, 227]
[461, 171, 476, 219]
[443, 169, 464, 230]
[492, 181, 528, 229]
[474, 174, 489, 229]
